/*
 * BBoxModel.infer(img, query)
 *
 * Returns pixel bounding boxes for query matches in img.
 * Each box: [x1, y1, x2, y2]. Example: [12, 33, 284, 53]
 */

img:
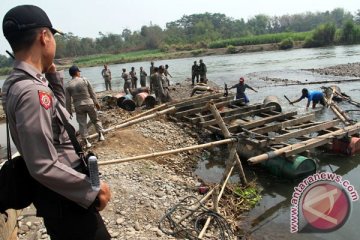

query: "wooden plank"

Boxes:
[251, 114, 315, 134]
[248, 122, 360, 163]
[0, 210, 20, 240]
[266, 120, 340, 145]
[283, 138, 333, 157]
[228, 111, 298, 131]
[175, 99, 243, 117]
[169, 93, 225, 108]
[200, 106, 275, 127]
[175, 96, 233, 112]
[186, 103, 263, 123]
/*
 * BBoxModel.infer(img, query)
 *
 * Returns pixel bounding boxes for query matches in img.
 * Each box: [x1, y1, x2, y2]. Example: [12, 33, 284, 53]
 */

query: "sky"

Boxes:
[0, 0, 359, 55]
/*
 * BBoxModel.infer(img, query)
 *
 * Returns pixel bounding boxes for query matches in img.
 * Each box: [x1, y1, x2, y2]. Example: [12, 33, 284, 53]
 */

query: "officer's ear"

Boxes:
[39, 28, 52, 46]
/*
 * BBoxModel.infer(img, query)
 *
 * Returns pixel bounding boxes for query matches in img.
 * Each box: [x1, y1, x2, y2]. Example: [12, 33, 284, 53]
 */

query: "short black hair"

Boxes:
[302, 88, 308, 95]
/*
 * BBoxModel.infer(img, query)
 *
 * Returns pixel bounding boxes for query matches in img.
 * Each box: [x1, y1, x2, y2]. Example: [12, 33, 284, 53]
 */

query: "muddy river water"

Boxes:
[1, 44, 360, 239]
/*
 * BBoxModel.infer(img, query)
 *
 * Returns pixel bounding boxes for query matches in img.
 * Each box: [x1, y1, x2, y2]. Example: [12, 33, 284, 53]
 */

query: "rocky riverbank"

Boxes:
[3, 61, 360, 239]
[304, 62, 360, 77]
[12, 80, 241, 240]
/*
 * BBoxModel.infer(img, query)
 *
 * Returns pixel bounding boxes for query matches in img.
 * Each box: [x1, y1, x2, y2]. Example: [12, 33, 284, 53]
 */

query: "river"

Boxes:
[1, 45, 360, 239]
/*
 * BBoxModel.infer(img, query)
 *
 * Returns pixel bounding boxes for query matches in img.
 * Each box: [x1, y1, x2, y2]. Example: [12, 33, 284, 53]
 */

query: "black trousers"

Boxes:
[43, 207, 110, 240]
[33, 183, 110, 240]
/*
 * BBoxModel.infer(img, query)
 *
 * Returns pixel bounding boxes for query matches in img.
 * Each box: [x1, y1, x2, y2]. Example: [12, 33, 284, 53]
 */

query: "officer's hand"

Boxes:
[96, 181, 111, 211]
[46, 63, 57, 73]
[95, 103, 101, 110]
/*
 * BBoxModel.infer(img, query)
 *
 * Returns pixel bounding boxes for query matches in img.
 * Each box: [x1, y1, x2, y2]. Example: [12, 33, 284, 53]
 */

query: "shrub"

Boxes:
[304, 23, 336, 47]
[279, 38, 294, 50]
[226, 45, 237, 54]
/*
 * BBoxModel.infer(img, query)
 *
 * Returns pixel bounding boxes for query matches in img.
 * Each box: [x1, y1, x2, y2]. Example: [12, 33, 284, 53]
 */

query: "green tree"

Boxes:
[141, 25, 164, 49]
[304, 23, 336, 47]
[247, 14, 271, 34]
[0, 54, 12, 68]
[340, 20, 360, 44]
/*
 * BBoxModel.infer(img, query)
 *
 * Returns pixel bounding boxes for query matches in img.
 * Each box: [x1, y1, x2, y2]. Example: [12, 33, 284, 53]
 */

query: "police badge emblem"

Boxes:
[38, 91, 52, 109]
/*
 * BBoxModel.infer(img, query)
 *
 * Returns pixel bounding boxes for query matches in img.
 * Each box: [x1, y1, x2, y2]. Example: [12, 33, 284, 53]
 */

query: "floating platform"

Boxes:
[169, 93, 360, 178]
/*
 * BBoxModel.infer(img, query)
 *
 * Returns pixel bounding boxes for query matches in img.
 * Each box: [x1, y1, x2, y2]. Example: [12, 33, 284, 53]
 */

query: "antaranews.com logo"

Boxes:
[290, 172, 359, 233]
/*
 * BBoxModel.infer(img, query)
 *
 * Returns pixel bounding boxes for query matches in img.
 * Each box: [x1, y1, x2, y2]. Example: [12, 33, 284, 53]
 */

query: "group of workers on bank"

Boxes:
[101, 62, 173, 104]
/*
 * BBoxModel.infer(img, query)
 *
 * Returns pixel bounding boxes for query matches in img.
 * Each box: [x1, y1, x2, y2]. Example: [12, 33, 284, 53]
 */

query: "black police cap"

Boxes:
[69, 65, 81, 76]
[2, 5, 63, 39]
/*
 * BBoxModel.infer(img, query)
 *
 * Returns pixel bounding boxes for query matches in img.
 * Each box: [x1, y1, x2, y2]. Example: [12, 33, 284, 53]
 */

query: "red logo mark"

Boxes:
[302, 182, 350, 232]
[38, 91, 52, 110]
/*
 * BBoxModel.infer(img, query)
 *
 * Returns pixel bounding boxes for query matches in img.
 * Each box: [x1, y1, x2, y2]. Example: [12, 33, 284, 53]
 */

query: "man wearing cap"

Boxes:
[191, 61, 199, 86]
[101, 64, 112, 91]
[65, 65, 105, 148]
[1, 5, 111, 240]
[290, 88, 326, 109]
[228, 77, 258, 103]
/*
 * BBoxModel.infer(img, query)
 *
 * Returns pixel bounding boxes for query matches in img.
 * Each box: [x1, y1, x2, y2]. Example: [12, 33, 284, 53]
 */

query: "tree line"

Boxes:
[1, 8, 360, 68]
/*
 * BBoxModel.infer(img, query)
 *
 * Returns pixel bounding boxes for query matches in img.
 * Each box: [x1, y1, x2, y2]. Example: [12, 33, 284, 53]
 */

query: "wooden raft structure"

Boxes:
[168, 93, 360, 164]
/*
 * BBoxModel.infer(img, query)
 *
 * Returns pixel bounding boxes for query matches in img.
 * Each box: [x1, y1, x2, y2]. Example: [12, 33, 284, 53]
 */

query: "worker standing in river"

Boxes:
[228, 77, 258, 103]
[290, 88, 326, 109]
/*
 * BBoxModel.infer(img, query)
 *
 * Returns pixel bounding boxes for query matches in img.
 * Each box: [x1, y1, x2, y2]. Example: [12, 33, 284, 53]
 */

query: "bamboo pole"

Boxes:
[248, 122, 360, 164]
[121, 103, 167, 122]
[0, 210, 20, 240]
[207, 101, 247, 185]
[88, 106, 175, 140]
[98, 138, 237, 166]
[198, 143, 237, 239]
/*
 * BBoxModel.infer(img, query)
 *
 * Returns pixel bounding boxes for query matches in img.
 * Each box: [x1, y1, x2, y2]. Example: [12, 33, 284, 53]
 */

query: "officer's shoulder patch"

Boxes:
[38, 91, 52, 110]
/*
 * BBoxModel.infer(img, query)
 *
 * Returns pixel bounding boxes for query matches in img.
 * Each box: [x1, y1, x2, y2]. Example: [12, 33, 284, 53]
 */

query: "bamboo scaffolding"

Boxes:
[98, 138, 237, 166]
[88, 106, 176, 140]
[0, 210, 19, 240]
[248, 122, 360, 164]
[207, 102, 247, 185]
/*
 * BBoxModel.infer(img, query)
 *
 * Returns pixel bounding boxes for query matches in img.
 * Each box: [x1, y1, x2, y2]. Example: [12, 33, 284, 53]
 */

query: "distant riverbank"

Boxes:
[0, 41, 305, 76]
[56, 41, 305, 70]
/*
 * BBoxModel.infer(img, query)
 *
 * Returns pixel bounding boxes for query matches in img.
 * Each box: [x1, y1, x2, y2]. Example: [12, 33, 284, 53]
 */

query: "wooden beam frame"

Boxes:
[200, 106, 275, 127]
[264, 119, 340, 145]
[228, 111, 298, 131]
[175, 99, 243, 117]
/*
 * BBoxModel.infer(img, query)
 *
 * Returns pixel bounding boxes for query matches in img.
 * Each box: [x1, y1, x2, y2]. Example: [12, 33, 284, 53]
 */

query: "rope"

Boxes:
[159, 196, 237, 240]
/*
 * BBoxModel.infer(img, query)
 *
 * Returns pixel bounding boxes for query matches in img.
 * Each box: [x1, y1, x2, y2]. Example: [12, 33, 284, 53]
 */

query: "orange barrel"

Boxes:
[144, 95, 156, 108]
[263, 95, 282, 112]
[134, 92, 149, 107]
[332, 137, 360, 155]
[121, 94, 136, 111]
